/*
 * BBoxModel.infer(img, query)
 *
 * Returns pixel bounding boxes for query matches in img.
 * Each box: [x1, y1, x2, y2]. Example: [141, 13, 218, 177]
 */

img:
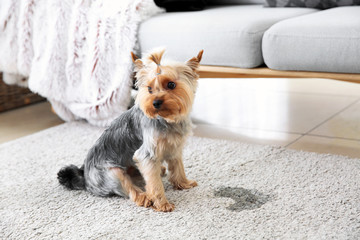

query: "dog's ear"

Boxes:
[186, 50, 203, 71]
[131, 52, 143, 71]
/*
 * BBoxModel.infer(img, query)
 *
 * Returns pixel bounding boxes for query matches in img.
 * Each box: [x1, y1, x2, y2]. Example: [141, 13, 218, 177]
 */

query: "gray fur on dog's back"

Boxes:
[58, 104, 192, 197]
[83, 106, 144, 197]
[81, 105, 192, 197]
[86, 106, 144, 170]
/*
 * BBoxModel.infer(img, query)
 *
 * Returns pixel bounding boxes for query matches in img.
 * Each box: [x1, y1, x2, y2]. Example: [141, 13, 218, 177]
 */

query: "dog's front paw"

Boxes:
[135, 193, 152, 208]
[173, 180, 198, 190]
[153, 202, 175, 212]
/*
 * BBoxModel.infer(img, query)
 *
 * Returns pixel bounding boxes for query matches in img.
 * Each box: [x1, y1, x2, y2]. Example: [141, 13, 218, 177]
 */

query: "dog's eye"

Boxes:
[167, 82, 176, 90]
[148, 86, 152, 93]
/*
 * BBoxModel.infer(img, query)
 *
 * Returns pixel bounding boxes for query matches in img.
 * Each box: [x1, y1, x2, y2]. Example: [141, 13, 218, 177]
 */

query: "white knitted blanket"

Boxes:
[0, 0, 162, 126]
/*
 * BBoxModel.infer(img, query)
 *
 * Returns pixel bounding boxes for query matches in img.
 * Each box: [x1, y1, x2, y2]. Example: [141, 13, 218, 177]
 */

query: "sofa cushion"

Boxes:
[262, 6, 360, 74]
[264, 0, 360, 9]
[138, 5, 318, 68]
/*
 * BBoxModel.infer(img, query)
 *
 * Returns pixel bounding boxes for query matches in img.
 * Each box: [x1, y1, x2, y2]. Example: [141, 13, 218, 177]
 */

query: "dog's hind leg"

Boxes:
[110, 167, 152, 208]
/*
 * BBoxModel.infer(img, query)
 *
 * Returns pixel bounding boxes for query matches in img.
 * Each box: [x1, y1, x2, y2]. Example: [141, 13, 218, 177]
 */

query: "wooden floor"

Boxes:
[1, 77, 360, 158]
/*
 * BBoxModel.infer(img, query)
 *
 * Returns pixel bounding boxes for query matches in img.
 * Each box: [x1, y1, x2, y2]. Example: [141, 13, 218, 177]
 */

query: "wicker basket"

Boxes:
[0, 73, 45, 112]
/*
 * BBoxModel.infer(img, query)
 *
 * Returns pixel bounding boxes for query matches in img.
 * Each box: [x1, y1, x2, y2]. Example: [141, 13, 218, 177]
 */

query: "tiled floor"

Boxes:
[192, 78, 360, 158]
[1, 77, 360, 158]
[0, 101, 64, 144]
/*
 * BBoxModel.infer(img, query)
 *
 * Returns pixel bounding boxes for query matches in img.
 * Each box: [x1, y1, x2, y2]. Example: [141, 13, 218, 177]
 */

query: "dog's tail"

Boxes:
[57, 164, 86, 190]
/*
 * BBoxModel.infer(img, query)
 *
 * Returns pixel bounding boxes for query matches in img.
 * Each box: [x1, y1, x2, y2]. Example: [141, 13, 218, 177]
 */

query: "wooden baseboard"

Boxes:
[199, 65, 360, 83]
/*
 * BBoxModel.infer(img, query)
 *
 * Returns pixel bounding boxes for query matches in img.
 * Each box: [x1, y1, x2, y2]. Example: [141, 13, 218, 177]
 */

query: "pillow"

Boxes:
[207, 0, 264, 4]
[264, 0, 360, 9]
[154, 0, 207, 12]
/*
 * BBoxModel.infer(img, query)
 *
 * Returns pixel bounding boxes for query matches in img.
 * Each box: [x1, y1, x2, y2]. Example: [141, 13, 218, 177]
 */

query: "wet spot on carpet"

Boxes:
[214, 187, 269, 212]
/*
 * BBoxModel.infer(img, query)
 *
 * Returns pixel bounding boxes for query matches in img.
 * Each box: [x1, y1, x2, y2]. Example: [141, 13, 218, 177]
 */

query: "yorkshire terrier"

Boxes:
[58, 48, 203, 212]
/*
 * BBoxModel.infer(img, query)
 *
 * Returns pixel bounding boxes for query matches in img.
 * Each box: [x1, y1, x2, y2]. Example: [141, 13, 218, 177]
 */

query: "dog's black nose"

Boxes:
[153, 99, 163, 109]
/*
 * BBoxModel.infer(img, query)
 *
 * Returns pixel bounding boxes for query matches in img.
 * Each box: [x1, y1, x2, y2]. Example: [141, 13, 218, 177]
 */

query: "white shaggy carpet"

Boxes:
[1, 122, 359, 239]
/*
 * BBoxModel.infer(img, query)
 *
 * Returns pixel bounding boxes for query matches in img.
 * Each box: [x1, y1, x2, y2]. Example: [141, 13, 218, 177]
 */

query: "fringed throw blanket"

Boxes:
[0, 0, 162, 126]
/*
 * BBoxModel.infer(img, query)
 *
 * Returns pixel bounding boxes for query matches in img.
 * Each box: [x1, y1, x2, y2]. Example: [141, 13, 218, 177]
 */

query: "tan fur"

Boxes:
[167, 158, 198, 190]
[186, 49, 203, 71]
[135, 59, 198, 123]
[131, 52, 143, 72]
[148, 48, 165, 65]
[136, 160, 175, 212]
[157, 134, 197, 190]
[110, 167, 152, 207]
[160, 165, 166, 177]
[149, 50, 165, 75]
[128, 49, 203, 212]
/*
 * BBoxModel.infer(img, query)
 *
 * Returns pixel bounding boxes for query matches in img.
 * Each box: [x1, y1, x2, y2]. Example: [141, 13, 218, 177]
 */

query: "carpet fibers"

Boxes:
[0, 122, 359, 239]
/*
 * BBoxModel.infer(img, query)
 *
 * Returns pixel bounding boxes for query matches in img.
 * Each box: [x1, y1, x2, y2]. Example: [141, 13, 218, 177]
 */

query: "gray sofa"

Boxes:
[138, 1, 360, 79]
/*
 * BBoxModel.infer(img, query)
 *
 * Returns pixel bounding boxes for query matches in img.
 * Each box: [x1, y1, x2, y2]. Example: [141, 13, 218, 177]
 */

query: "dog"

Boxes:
[57, 48, 203, 212]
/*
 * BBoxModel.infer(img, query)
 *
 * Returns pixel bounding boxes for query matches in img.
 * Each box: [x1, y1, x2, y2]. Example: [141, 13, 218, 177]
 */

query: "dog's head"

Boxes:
[132, 48, 203, 123]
